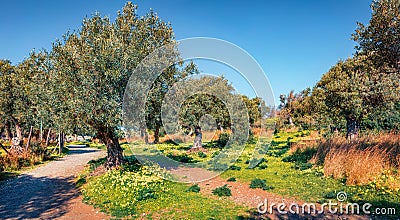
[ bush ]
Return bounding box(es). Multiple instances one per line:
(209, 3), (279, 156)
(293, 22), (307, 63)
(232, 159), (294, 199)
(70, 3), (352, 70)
(0, 145), (53, 172)
(122, 156), (142, 171)
(211, 151), (219, 158)
(167, 153), (195, 163)
(212, 184), (232, 196)
(249, 178), (274, 190)
(227, 177), (236, 182)
(217, 133), (230, 147)
(229, 165), (241, 171)
(186, 184), (201, 193)
(197, 151), (207, 158)
(257, 163), (268, 170)
(266, 149), (288, 157)
(324, 191), (337, 199)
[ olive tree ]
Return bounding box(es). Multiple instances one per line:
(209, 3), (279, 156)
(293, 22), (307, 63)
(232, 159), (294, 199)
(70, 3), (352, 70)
(50, 2), (176, 168)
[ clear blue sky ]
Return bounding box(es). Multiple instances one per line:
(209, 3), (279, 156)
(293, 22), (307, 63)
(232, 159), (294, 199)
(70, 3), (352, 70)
(0, 0), (372, 104)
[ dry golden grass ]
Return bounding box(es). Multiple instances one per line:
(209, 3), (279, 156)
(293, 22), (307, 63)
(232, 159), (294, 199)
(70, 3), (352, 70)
(312, 133), (400, 186)
(324, 146), (390, 185)
(0, 152), (36, 170)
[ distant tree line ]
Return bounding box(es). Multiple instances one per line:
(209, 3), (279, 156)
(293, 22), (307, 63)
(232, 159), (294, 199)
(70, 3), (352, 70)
(278, 0), (400, 138)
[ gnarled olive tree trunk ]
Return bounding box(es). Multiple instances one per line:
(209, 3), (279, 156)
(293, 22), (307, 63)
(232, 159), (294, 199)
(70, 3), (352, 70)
(140, 126), (149, 144)
(25, 126), (33, 151)
(45, 128), (52, 147)
(4, 121), (12, 141)
(153, 125), (160, 144)
(193, 126), (202, 149)
(10, 137), (23, 155)
(10, 123), (24, 155)
(58, 131), (65, 155)
(97, 127), (123, 169)
(346, 117), (359, 140)
(15, 123), (23, 143)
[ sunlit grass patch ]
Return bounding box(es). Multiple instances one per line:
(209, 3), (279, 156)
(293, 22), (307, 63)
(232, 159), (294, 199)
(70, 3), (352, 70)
(86, 131), (400, 218)
(82, 167), (249, 218)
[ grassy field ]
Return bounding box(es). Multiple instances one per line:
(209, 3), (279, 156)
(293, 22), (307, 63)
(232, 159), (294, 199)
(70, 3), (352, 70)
(81, 156), (251, 219)
(219, 132), (400, 211)
(81, 131), (400, 219)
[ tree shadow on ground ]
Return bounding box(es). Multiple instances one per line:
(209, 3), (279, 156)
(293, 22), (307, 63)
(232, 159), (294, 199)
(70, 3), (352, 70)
(66, 145), (101, 155)
(0, 174), (78, 219)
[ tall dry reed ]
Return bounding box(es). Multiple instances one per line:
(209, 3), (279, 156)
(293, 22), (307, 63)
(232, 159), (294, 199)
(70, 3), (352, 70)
(312, 133), (400, 185)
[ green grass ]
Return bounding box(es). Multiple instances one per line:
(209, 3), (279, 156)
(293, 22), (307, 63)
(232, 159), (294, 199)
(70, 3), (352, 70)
(81, 156), (250, 219)
(131, 181), (249, 219)
(218, 131), (400, 217)
(81, 131), (400, 219)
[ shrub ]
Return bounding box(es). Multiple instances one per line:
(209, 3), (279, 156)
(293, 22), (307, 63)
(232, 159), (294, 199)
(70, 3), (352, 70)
(167, 153), (195, 163)
(0, 145), (52, 172)
(229, 165), (241, 171)
(197, 151), (207, 158)
(227, 177), (236, 182)
(161, 139), (179, 146)
(89, 157), (107, 171)
(249, 178), (274, 190)
(211, 151), (219, 158)
(212, 184), (232, 196)
(324, 191), (337, 199)
(257, 163), (268, 170)
(217, 133), (230, 148)
(186, 184), (201, 193)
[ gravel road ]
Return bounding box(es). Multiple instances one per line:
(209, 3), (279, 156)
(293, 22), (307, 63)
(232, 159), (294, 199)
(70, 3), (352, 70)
(0, 145), (108, 220)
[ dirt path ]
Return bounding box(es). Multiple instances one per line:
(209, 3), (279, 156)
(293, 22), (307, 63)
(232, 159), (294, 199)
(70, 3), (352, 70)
(0, 145), (109, 220)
